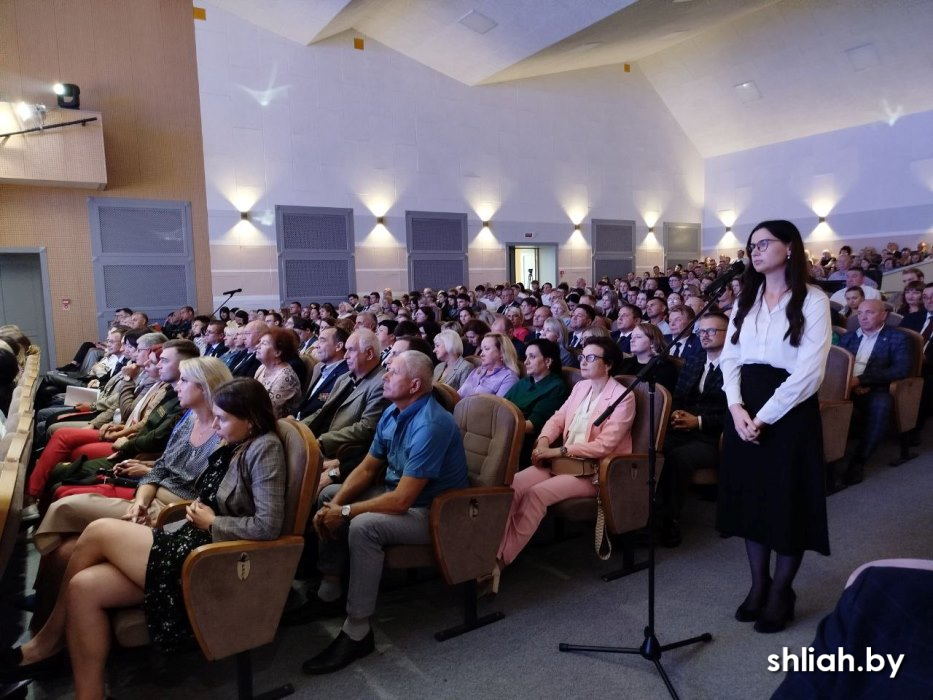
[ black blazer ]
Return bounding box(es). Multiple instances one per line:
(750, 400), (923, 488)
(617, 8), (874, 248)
(204, 342), (228, 358)
(296, 360), (349, 420)
(664, 333), (703, 361)
(671, 353), (726, 437)
(231, 352), (261, 378)
(616, 356), (678, 395)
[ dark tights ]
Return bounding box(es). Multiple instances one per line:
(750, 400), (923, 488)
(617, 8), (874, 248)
(743, 539), (802, 614)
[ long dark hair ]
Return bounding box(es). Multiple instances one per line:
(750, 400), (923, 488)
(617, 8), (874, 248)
(731, 220), (809, 347)
(213, 378), (277, 437)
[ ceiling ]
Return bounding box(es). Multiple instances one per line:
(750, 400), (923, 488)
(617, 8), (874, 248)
(205, 0), (933, 156)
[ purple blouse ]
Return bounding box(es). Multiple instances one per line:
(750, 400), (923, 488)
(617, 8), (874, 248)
(457, 365), (520, 399)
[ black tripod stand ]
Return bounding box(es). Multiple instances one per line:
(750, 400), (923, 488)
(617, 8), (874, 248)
(558, 263), (744, 699)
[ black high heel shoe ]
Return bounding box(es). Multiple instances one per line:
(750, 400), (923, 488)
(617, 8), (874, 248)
(0, 646), (69, 682)
(735, 584), (770, 623)
(754, 589), (796, 634)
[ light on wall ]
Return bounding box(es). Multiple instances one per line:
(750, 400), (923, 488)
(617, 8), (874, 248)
(725, 226), (732, 233)
(239, 211), (250, 221)
(574, 223), (581, 232)
(648, 226), (656, 234)
(818, 216), (826, 224)
(482, 220), (491, 229)
(53, 83), (81, 109)
(376, 216), (386, 225)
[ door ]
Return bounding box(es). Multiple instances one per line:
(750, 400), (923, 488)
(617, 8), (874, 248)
(507, 244), (558, 288)
(0, 252), (52, 373)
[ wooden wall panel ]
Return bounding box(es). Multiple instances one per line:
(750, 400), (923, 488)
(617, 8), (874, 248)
(0, 0), (210, 364)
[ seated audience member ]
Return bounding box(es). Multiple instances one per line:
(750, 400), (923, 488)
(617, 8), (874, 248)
(504, 306), (530, 342)
(162, 305), (194, 339)
(496, 338), (635, 575)
(297, 351), (468, 675)
(375, 319), (398, 366)
(645, 297), (671, 335)
(0, 347), (17, 415)
(294, 318), (318, 356)
(829, 268), (882, 305)
(432, 329), (473, 390)
(529, 304), (552, 340)
(664, 306), (702, 360)
(418, 319), (441, 346)
(542, 317), (578, 369)
(715, 285), (735, 314)
(772, 561), (933, 699)
(26, 340), (197, 504)
(220, 327), (246, 368)
(658, 313), (729, 547)
(504, 339), (570, 467)
(491, 315), (526, 360)
(617, 323), (679, 394)
(834, 300), (912, 488)
(303, 329), (388, 488)
(567, 304), (596, 348)
(612, 303), (641, 354)
(263, 311), (283, 328)
(896, 280), (924, 317)
(841, 286), (865, 319)
(0, 379), (286, 697)
(255, 327), (302, 418)
(201, 320), (228, 357)
(125, 312), (150, 331)
(458, 332), (521, 399)
(900, 283), (933, 434)
(461, 319), (490, 357)
(35, 327), (130, 409)
(230, 320), (266, 377)
(295, 327), (350, 420)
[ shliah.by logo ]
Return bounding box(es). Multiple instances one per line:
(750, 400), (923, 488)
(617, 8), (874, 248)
(768, 647), (905, 678)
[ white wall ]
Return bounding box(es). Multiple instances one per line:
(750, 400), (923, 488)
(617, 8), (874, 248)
(704, 109), (933, 259)
(195, 3), (704, 308)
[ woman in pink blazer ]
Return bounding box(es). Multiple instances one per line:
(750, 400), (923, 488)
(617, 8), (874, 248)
(497, 337), (635, 570)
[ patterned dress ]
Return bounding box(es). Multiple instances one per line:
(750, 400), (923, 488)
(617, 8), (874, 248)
(143, 442), (235, 651)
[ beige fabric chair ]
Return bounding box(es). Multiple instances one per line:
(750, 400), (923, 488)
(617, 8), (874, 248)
(299, 354), (317, 393)
(818, 345), (855, 464)
(561, 366), (583, 389)
(0, 434), (28, 577)
(432, 382), (460, 412)
(551, 376), (672, 580)
(383, 393), (523, 640)
(112, 418), (321, 700)
(463, 355), (482, 369)
(889, 327), (924, 466)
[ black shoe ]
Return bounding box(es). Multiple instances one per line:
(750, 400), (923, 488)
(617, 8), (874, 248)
(280, 595), (345, 627)
(754, 589), (796, 634)
(735, 583), (769, 623)
(826, 472), (847, 495)
(843, 460), (865, 486)
(301, 630), (375, 675)
(0, 647), (69, 682)
(659, 520), (682, 548)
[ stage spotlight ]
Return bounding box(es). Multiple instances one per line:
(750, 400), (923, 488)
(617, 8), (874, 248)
(54, 83), (81, 109)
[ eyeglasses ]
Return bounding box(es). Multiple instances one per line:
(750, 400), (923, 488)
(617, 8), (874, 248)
(696, 328), (725, 337)
(580, 353), (605, 363)
(747, 238), (781, 254)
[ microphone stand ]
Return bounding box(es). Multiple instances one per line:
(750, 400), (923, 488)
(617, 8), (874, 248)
(558, 269), (738, 699)
(212, 289), (241, 320)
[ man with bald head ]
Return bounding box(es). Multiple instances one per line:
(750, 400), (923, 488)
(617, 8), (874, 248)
(230, 320), (267, 377)
(835, 299), (912, 488)
(299, 350), (468, 674)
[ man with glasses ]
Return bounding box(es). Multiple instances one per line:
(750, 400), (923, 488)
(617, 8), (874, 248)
(658, 313), (729, 547)
(201, 320), (227, 357)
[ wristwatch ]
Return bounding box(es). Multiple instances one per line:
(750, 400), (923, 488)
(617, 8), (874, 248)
(340, 505), (351, 521)
(328, 468), (341, 483)
(560, 445), (569, 457)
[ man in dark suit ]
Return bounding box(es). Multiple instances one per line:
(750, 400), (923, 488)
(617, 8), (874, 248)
(295, 326), (349, 420)
(201, 320), (228, 357)
(658, 312), (729, 547)
(611, 303), (640, 354)
(837, 299), (913, 485)
(230, 320), (266, 377)
(900, 282), (933, 436)
(664, 306), (703, 361)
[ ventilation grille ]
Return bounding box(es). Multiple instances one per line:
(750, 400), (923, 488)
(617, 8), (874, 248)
(410, 217), (465, 252)
(592, 220), (635, 254)
(103, 264), (188, 308)
(283, 259), (353, 299)
(664, 223), (701, 254)
(98, 207), (186, 254)
(594, 258), (635, 281)
(281, 212), (351, 252)
(411, 259), (466, 291)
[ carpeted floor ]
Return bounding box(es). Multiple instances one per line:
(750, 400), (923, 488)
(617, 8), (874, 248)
(3, 432), (931, 700)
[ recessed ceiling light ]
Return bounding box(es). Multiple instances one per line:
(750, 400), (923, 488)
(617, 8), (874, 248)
(734, 80), (762, 103)
(458, 9), (498, 35)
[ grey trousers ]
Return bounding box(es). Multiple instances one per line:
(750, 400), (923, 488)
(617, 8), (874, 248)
(317, 484), (431, 620)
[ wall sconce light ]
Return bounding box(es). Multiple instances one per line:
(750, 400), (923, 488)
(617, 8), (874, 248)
(573, 223), (581, 232)
(725, 226), (732, 233)
(648, 226), (655, 234)
(53, 83), (81, 109)
(376, 216), (386, 225)
(482, 220), (491, 228)
(818, 216), (826, 224)
(239, 211), (250, 221)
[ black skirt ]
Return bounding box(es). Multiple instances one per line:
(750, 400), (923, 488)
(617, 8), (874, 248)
(716, 364), (830, 555)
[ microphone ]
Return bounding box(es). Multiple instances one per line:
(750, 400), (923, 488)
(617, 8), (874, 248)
(705, 260), (745, 299)
(222, 288), (242, 295)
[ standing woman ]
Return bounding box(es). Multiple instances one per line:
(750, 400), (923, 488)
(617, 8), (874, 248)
(718, 219), (831, 634)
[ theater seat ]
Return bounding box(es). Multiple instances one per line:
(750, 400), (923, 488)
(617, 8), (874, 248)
(889, 327), (924, 466)
(818, 345), (855, 465)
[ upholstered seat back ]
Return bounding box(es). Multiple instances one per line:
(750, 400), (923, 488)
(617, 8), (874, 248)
(819, 346), (854, 401)
(454, 394), (523, 488)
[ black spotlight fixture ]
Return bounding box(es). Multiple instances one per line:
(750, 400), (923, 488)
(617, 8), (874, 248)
(54, 83), (80, 109)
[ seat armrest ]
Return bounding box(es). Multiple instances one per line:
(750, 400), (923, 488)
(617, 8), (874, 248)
(155, 501), (191, 528)
(429, 486), (513, 586)
(181, 536), (305, 661)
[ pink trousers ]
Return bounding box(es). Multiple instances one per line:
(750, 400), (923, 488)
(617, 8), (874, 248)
(27, 428), (114, 498)
(497, 465), (597, 566)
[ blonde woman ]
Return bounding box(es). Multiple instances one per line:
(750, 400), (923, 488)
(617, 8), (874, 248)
(432, 330), (473, 390)
(458, 332), (520, 398)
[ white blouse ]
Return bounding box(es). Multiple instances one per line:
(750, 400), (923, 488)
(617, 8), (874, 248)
(720, 284), (831, 425)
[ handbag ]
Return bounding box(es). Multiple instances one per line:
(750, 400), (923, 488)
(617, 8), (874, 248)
(547, 456), (599, 477)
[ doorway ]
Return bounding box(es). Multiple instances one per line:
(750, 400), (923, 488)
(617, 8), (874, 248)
(0, 249), (54, 373)
(506, 244), (558, 288)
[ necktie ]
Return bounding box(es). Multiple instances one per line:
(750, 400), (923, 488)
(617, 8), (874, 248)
(922, 314), (933, 344)
(699, 362), (714, 392)
(672, 342), (682, 358)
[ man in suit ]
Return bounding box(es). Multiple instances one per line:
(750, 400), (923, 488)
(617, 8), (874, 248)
(664, 306), (703, 361)
(830, 268), (882, 305)
(201, 320), (228, 357)
(612, 303), (640, 354)
(658, 312), (728, 547)
(230, 320), (266, 377)
(303, 328), (388, 489)
(568, 303), (596, 348)
(294, 318), (318, 356)
(837, 299), (913, 486)
(900, 282), (933, 436)
(295, 326), (349, 420)
(529, 305), (552, 340)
